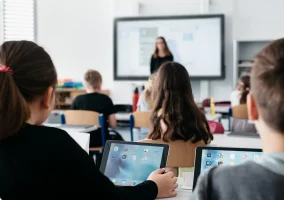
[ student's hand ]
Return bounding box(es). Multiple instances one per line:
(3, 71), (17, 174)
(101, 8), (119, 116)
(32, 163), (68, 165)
(147, 168), (178, 198)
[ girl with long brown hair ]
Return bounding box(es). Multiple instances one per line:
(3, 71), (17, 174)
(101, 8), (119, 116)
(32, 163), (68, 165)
(149, 62), (212, 143)
(136, 72), (157, 139)
(140, 62), (213, 176)
(150, 37), (173, 74)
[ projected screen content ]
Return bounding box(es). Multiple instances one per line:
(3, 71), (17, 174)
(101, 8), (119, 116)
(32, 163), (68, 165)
(115, 15), (224, 79)
(201, 149), (263, 173)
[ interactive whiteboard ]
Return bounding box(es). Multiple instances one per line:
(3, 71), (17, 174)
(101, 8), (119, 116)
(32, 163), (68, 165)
(114, 14), (225, 80)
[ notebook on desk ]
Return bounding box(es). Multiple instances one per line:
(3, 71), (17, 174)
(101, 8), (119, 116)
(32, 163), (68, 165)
(57, 124), (98, 132)
(67, 131), (90, 154)
(43, 124), (90, 153)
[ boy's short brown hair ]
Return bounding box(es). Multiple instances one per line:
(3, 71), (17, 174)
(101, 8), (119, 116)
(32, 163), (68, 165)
(84, 69), (102, 90)
(251, 38), (284, 132)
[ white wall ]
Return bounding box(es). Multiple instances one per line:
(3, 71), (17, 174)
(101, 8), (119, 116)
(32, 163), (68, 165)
(37, 0), (113, 88)
(207, 0), (234, 101)
(234, 0), (284, 40)
(37, 0), (284, 104)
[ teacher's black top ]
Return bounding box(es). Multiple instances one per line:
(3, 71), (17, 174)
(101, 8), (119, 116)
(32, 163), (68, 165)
(0, 124), (158, 200)
(150, 54), (174, 74)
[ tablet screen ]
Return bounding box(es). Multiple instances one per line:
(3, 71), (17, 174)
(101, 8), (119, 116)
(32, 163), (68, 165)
(200, 149), (263, 173)
(103, 142), (165, 186)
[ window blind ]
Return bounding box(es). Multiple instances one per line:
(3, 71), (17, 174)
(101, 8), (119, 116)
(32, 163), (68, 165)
(3, 0), (36, 42)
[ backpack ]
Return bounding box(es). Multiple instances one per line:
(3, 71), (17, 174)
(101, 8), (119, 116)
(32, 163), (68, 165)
(208, 121), (225, 134)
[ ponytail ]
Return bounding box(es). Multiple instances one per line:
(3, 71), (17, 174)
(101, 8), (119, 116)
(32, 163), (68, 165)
(0, 72), (30, 140)
(0, 41), (57, 140)
(239, 89), (249, 104)
(239, 75), (251, 104)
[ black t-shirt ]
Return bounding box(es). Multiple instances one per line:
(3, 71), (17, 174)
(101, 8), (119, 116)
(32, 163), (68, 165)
(71, 93), (116, 147)
(0, 124), (158, 200)
(150, 55), (174, 74)
(71, 92), (115, 118)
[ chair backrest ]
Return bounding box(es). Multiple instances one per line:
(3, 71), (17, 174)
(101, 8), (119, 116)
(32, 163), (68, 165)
(230, 105), (257, 133)
(64, 110), (101, 126)
(232, 104), (248, 119)
(139, 139), (205, 167)
(132, 111), (151, 128)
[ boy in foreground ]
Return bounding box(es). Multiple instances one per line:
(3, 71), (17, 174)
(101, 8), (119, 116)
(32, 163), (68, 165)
(192, 38), (284, 200)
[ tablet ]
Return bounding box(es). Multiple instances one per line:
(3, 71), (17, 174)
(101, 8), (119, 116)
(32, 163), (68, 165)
(193, 146), (262, 190)
(100, 140), (169, 186)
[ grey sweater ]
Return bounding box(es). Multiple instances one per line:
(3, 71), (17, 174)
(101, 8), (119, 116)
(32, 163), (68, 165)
(191, 153), (284, 200)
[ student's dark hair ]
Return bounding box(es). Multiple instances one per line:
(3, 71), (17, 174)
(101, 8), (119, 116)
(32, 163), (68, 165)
(239, 75), (250, 104)
(148, 62), (213, 144)
(0, 41), (57, 140)
(153, 37), (172, 58)
(251, 38), (284, 133)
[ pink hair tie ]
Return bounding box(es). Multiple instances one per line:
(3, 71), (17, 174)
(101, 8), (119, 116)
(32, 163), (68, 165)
(0, 66), (13, 75)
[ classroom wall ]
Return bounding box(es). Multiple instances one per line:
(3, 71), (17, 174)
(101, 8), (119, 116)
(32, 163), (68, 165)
(37, 0), (284, 104)
(37, 0), (113, 88)
(234, 0), (284, 40)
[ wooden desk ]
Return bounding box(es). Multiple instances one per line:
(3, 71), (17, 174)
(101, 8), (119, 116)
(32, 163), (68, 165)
(210, 133), (261, 149)
(205, 113), (222, 122)
(204, 105), (230, 114)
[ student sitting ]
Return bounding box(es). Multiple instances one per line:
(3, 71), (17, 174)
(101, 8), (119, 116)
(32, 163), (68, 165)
(136, 72), (157, 140)
(230, 75), (250, 106)
(140, 62), (213, 176)
(0, 40), (177, 200)
(230, 75), (257, 133)
(192, 38), (284, 200)
(71, 69), (123, 147)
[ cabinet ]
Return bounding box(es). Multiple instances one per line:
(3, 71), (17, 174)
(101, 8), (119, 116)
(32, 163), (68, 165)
(233, 40), (272, 87)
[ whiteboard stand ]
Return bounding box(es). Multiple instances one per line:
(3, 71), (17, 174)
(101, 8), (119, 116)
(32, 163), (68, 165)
(200, 80), (209, 102)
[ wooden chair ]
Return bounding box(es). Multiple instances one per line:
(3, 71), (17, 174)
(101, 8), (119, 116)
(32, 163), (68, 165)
(232, 104), (249, 119)
(63, 110), (105, 153)
(139, 139), (205, 176)
(129, 111), (151, 141)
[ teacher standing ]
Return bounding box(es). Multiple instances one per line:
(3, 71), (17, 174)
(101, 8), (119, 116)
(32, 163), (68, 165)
(150, 37), (174, 74)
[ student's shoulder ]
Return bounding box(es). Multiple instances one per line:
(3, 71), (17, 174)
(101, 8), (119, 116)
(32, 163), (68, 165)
(213, 161), (259, 176)
(23, 124), (74, 144)
(194, 161), (269, 199)
(97, 93), (113, 102)
(74, 93), (89, 101)
(206, 161), (263, 189)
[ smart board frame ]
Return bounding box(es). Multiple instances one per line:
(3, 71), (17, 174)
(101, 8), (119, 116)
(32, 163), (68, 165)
(113, 14), (225, 80)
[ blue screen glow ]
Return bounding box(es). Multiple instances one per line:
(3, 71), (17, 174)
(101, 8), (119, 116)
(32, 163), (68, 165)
(104, 143), (164, 186)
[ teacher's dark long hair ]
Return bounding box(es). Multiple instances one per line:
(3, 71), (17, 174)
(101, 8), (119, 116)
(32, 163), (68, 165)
(148, 62), (213, 144)
(150, 37), (173, 74)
